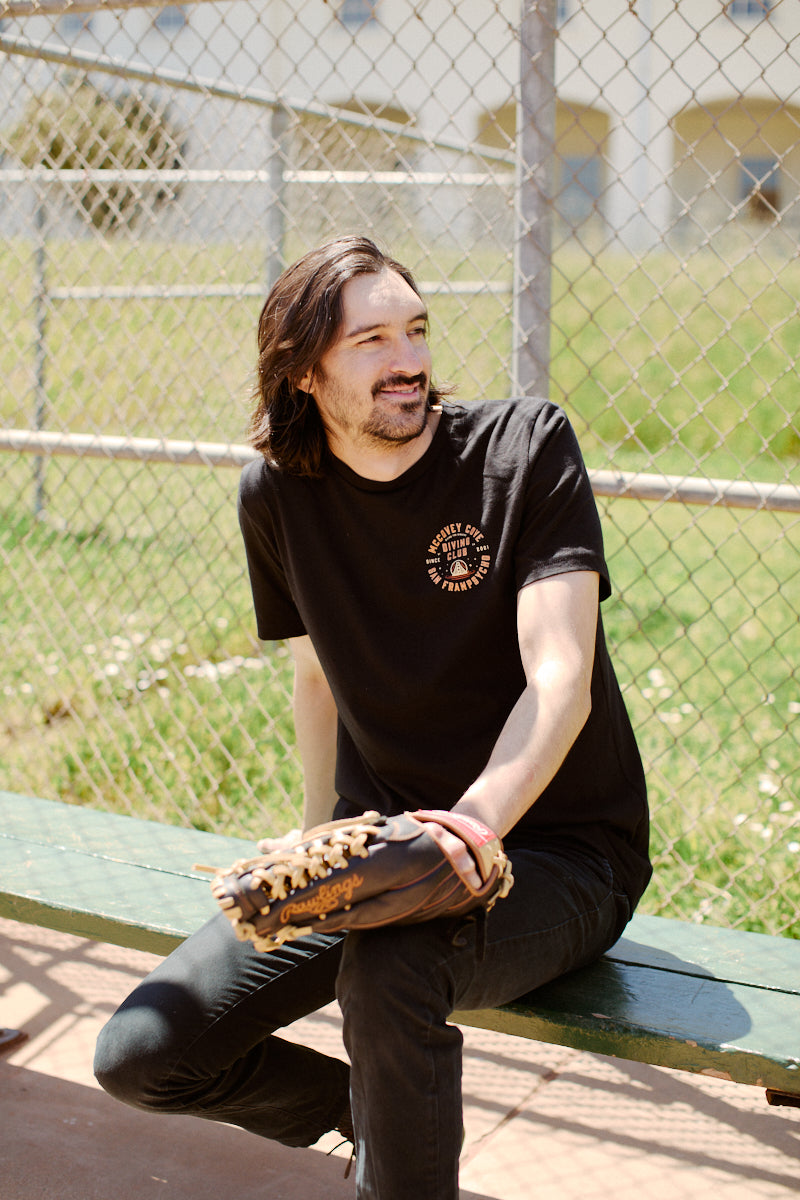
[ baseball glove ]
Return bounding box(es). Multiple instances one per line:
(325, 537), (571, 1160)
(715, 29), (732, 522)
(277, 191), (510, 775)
(207, 809), (514, 953)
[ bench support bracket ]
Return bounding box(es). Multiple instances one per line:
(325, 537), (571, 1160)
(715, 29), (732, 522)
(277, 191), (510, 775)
(765, 1089), (800, 1108)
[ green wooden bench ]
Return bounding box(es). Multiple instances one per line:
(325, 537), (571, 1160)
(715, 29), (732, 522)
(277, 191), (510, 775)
(2, 789), (799, 1108)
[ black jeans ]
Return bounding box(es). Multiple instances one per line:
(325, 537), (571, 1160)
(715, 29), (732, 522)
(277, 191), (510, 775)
(95, 840), (631, 1200)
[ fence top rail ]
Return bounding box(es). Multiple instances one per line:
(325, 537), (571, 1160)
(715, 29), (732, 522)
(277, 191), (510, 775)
(37, 281), (509, 301)
(589, 468), (800, 514)
(3, 429), (799, 513)
(2, 0), (210, 15)
(1, 168), (514, 186)
(0, 32), (513, 164)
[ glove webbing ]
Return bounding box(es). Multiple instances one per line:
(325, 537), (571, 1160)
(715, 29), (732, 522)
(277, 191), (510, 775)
(210, 817), (386, 949)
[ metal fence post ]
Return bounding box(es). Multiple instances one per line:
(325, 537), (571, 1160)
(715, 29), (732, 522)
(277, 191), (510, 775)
(265, 102), (289, 293)
(513, 0), (556, 400)
(32, 197), (48, 518)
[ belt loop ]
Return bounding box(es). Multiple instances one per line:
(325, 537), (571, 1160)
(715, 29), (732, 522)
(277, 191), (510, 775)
(474, 908), (488, 962)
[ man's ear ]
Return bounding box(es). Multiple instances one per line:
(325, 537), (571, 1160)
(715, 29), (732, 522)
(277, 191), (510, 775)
(298, 367), (314, 394)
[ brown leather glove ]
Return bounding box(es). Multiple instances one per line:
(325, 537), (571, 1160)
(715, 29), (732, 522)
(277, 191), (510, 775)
(209, 809), (514, 953)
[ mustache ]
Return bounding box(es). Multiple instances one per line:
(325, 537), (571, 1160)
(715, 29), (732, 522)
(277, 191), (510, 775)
(371, 373), (429, 398)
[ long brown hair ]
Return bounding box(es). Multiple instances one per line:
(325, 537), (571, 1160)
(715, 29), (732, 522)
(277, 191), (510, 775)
(249, 236), (449, 476)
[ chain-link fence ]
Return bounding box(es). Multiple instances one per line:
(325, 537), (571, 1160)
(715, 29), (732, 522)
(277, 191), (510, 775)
(1, 0), (798, 936)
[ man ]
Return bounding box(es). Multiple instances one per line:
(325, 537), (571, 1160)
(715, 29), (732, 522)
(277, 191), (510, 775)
(95, 236), (650, 1200)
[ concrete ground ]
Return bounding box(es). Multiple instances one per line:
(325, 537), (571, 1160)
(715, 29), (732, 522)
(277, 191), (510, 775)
(2, 914), (799, 1199)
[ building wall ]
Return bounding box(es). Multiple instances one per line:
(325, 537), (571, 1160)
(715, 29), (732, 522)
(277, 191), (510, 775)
(1, 0), (798, 245)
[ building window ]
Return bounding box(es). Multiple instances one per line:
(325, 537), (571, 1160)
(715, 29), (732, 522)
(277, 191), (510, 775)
(339, 1), (376, 30)
(741, 157), (780, 219)
(155, 6), (187, 32)
(58, 13), (93, 37)
(729, 1), (772, 16)
(558, 156), (602, 225)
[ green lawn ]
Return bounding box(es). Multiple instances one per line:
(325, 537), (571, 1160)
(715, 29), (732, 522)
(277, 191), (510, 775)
(4, 235), (799, 480)
(598, 498), (799, 936)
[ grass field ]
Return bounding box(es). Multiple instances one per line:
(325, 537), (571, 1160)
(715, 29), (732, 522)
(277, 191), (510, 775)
(1, 235), (798, 935)
(4, 235), (799, 480)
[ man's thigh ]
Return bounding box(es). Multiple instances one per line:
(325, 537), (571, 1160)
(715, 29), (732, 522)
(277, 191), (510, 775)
(97, 912), (345, 1078)
(452, 841), (631, 1012)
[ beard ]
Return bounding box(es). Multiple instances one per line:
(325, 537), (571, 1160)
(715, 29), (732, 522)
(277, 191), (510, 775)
(316, 368), (433, 449)
(360, 373), (431, 446)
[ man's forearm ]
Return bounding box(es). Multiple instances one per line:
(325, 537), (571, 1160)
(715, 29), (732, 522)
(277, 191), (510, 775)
(453, 668), (591, 838)
(453, 572), (598, 839)
(290, 637), (339, 830)
(294, 677), (338, 829)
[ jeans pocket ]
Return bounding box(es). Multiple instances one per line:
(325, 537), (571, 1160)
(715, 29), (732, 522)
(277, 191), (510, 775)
(609, 886), (633, 946)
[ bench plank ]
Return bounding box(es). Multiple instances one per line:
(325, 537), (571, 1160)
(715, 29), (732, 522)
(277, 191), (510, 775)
(455, 956), (800, 1093)
(0, 791), (254, 955)
(0, 838), (217, 954)
(605, 912), (800, 996)
(0, 791), (256, 874)
(2, 791), (799, 1100)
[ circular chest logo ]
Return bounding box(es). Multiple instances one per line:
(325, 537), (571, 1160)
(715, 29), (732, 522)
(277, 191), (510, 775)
(426, 522), (491, 592)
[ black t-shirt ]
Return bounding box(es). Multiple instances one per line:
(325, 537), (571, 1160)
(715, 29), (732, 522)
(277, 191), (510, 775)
(238, 398), (651, 903)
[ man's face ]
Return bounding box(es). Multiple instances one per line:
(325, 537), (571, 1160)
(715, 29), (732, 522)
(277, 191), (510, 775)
(300, 268), (433, 454)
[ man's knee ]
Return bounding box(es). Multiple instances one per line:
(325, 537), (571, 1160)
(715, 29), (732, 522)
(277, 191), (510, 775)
(93, 986), (188, 1112)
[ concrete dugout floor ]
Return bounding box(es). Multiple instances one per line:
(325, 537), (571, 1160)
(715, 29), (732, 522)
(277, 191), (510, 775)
(2, 915), (799, 1199)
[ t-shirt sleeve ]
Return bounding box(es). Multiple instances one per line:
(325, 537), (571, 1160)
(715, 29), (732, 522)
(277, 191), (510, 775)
(514, 403), (611, 600)
(237, 462), (307, 640)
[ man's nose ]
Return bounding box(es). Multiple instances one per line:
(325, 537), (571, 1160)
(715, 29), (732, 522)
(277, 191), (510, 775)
(390, 334), (427, 375)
